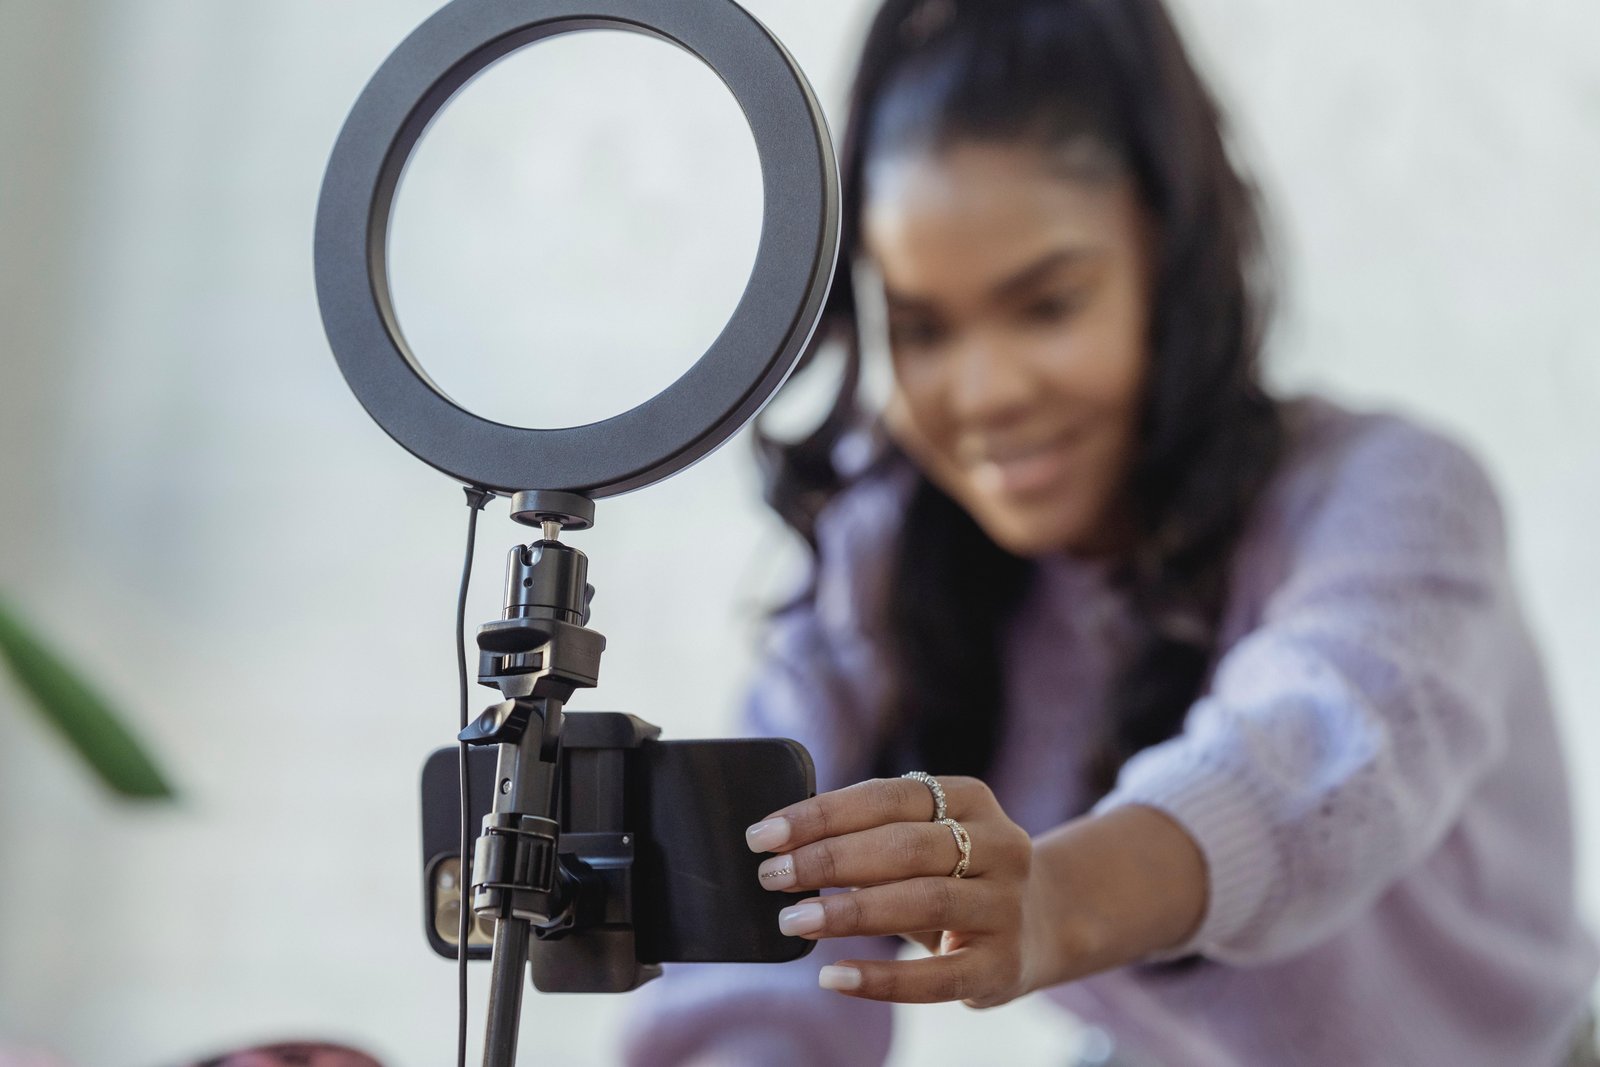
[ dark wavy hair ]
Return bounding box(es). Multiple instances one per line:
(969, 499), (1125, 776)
(756, 0), (1284, 802)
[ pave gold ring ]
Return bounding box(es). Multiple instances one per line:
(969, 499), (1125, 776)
(901, 771), (947, 822)
(938, 817), (972, 878)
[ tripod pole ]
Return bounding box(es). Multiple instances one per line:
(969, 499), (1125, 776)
(476, 693), (564, 1067)
(484, 914), (532, 1064)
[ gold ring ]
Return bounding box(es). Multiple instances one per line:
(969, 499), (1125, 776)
(938, 817), (971, 878)
(901, 771), (947, 821)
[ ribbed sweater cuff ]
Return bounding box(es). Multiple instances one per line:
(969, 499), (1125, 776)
(1093, 756), (1279, 957)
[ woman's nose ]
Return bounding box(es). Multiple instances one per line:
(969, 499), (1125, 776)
(946, 336), (1035, 425)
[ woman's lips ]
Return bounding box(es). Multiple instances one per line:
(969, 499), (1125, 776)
(970, 434), (1080, 497)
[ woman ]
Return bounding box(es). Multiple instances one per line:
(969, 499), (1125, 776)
(625, 1), (1596, 1063)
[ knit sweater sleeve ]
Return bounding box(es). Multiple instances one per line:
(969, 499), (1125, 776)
(1094, 415), (1515, 964)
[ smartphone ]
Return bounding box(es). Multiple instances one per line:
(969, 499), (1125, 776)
(420, 712), (816, 989)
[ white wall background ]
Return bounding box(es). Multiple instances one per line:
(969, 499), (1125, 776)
(0, 1), (1595, 1064)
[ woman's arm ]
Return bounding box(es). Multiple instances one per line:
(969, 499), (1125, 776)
(746, 416), (1519, 1001)
(1092, 417), (1515, 963)
(1026, 804), (1207, 984)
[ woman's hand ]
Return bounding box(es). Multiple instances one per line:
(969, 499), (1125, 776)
(744, 775), (1048, 1008)
(745, 777), (1210, 1007)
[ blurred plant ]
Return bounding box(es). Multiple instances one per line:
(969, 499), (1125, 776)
(0, 594), (175, 799)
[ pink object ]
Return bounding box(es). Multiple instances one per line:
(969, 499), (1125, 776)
(190, 1042), (383, 1067)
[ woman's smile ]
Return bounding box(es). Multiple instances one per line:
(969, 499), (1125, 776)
(967, 428), (1085, 498)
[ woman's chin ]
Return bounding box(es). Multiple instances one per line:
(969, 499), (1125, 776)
(972, 500), (1103, 559)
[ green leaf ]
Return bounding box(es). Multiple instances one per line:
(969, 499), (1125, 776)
(0, 595), (176, 800)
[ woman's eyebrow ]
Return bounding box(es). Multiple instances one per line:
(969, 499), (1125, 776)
(883, 247), (1101, 310)
(987, 247), (1099, 302)
(881, 247), (1101, 311)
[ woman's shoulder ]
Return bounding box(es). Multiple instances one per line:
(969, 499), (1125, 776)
(1221, 395), (1509, 629)
(1257, 394), (1506, 559)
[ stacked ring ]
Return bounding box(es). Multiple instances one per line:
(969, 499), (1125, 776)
(938, 817), (972, 878)
(901, 771), (948, 821)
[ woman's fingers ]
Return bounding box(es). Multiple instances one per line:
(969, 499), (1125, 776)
(747, 776), (1040, 1008)
(756, 820), (967, 891)
(819, 951), (1016, 1008)
(746, 775), (993, 853)
(776, 877), (1004, 941)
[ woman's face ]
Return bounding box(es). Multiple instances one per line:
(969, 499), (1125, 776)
(864, 141), (1152, 558)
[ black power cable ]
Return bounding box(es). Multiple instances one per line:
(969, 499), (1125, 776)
(457, 486), (493, 1067)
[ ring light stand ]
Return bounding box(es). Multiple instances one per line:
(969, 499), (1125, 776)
(313, 2), (839, 1063)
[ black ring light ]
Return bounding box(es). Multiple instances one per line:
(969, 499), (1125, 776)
(315, 0), (840, 498)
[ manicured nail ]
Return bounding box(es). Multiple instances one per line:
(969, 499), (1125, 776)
(818, 965), (861, 992)
(778, 901), (826, 937)
(745, 817), (791, 853)
(757, 853), (795, 891)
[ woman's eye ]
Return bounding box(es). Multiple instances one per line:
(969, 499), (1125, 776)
(889, 318), (947, 350)
(1020, 293), (1083, 325)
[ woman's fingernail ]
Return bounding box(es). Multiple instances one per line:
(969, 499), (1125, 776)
(818, 965), (862, 992)
(778, 901), (826, 937)
(745, 817), (790, 853)
(757, 853), (796, 891)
